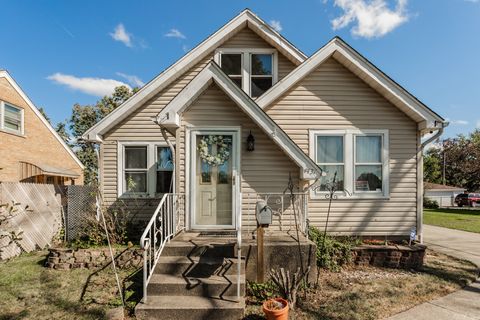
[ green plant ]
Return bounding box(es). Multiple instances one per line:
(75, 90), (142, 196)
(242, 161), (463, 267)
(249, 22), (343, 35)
(424, 197), (439, 209)
(73, 205), (131, 248)
(0, 201), (25, 256)
(309, 226), (357, 272)
(247, 281), (278, 304)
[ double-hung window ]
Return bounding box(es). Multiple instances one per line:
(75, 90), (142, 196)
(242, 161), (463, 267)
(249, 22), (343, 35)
(0, 101), (23, 135)
(156, 146), (174, 194)
(220, 54), (243, 88)
(250, 54), (273, 97)
(355, 135), (383, 192)
(216, 49), (277, 98)
(120, 143), (174, 197)
(124, 146), (148, 194)
(315, 135), (344, 191)
(310, 130), (389, 198)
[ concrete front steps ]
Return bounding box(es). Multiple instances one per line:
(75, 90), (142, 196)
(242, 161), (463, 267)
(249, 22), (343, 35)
(135, 234), (245, 320)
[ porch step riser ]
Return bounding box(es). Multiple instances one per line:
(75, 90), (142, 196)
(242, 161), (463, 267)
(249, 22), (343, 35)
(135, 302), (245, 320)
(136, 306), (244, 320)
(162, 245), (236, 258)
(155, 261), (244, 276)
(147, 281), (245, 297)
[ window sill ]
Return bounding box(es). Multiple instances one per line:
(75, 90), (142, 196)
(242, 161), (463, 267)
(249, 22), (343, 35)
(118, 194), (162, 200)
(309, 190), (390, 200)
(0, 128), (25, 138)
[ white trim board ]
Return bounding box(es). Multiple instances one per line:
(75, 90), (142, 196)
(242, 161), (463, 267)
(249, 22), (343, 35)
(256, 37), (445, 131)
(157, 61), (321, 180)
(0, 70), (84, 169)
(82, 9), (306, 142)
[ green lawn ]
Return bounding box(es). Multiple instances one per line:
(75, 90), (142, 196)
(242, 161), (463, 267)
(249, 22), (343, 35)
(424, 208), (480, 233)
(0, 250), (141, 320)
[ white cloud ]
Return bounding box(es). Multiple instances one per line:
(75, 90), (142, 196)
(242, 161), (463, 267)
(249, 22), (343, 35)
(164, 28), (186, 39)
(331, 0), (409, 38)
(110, 24), (132, 47)
(477, 120), (480, 128)
(270, 20), (283, 32)
(47, 73), (131, 97)
(445, 118), (469, 126)
(116, 72), (145, 87)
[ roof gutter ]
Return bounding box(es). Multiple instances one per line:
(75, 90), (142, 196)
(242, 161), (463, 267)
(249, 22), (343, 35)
(421, 121), (449, 150)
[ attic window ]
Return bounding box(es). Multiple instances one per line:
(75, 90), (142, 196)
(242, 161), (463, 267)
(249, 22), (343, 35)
(216, 49), (277, 98)
(220, 54), (242, 88)
(0, 101), (24, 135)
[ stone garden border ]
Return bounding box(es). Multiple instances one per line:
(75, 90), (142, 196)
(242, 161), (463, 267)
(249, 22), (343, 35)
(45, 247), (143, 270)
(352, 244), (427, 270)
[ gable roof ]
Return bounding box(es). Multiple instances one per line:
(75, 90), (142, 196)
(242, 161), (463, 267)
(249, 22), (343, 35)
(424, 182), (465, 192)
(82, 9), (306, 142)
(158, 62), (321, 180)
(256, 37), (445, 132)
(0, 70), (84, 169)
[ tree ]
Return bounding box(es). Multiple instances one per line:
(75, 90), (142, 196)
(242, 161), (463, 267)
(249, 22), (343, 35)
(424, 130), (480, 192)
(69, 86), (136, 185)
(424, 147), (442, 184)
(38, 107), (50, 123)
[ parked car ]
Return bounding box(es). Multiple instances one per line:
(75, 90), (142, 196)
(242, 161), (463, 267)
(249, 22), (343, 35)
(454, 193), (480, 207)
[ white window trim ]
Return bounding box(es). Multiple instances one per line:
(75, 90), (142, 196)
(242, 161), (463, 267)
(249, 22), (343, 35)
(0, 100), (24, 136)
(309, 129), (389, 200)
(214, 48), (278, 97)
(117, 141), (174, 198)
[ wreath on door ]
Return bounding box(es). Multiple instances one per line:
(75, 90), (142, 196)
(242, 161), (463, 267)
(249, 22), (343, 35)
(198, 135), (230, 166)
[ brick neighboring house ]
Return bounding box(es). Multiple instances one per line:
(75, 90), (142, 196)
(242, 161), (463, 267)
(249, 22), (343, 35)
(0, 70), (84, 185)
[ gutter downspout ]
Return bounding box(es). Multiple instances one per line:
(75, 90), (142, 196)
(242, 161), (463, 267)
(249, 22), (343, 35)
(417, 121), (448, 243)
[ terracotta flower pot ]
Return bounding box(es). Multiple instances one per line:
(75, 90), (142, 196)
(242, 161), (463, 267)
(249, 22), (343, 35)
(262, 298), (289, 320)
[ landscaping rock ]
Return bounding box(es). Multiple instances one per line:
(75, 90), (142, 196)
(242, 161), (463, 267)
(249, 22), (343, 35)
(352, 244), (426, 270)
(45, 247), (144, 270)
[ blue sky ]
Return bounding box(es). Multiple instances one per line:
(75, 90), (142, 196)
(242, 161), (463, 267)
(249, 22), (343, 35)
(1, 0), (479, 138)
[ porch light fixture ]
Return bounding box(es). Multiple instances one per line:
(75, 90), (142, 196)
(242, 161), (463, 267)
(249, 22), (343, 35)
(247, 131), (255, 151)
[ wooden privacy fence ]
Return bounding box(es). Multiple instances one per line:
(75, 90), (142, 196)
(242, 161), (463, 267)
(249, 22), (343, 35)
(0, 182), (65, 260)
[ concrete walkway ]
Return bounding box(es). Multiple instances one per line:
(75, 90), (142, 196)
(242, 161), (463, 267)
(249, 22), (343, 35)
(388, 225), (480, 320)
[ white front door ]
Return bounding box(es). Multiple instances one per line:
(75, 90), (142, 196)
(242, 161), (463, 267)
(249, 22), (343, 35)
(190, 129), (240, 229)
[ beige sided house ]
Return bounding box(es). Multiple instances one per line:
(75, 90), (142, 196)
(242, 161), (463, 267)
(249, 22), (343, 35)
(0, 70), (84, 185)
(83, 9), (446, 318)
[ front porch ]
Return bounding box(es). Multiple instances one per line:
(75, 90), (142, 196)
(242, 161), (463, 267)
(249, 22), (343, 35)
(137, 222), (316, 320)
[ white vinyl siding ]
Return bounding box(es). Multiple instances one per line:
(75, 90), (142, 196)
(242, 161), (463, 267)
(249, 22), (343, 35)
(267, 57), (417, 236)
(180, 83), (300, 231)
(101, 27), (296, 222)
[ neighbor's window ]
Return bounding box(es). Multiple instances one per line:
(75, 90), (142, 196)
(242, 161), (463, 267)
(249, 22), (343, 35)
(220, 54), (243, 88)
(218, 50), (276, 98)
(355, 135), (383, 192)
(124, 146), (148, 193)
(156, 146), (174, 194)
(0, 102), (23, 134)
(315, 135), (344, 191)
(310, 130), (389, 198)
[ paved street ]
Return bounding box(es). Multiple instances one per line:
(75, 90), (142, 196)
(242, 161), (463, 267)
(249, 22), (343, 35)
(388, 225), (480, 320)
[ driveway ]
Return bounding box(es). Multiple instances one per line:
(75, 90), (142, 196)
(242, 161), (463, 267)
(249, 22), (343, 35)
(388, 225), (480, 320)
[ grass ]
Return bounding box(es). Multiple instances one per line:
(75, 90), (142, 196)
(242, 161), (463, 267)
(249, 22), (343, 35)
(244, 250), (479, 320)
(1, 249), (478, 320)
(0, 250), (141, 320)
(424, 208), (480, 233)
